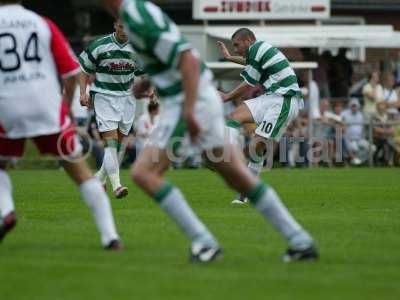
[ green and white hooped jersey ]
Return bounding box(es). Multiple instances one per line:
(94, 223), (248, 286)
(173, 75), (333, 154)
(79, 33), (144, 97)
(120, 0), (209, 102)
(241, 41), (303, 101)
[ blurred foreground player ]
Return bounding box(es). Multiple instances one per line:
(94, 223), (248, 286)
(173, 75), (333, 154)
(0, 1), (122, 250)
(104, 0), (318, 262)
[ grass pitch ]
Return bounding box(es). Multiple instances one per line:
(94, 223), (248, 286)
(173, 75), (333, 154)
(1, 168), (399, 300)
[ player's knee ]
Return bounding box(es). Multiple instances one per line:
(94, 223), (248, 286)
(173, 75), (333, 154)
(227, 112), (240, 123)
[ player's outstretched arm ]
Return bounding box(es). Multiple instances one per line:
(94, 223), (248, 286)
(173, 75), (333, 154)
(216, 41), (246, 66)
(220, 81), (253, 102)
(180, 50), (200, 142)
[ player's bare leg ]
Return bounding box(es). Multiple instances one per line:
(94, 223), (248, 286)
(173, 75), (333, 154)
(62, 159), (121, 250)
(206, 146), (318, 262)
(95, 129), (128, 198)
(131, 146), (221, 262)
(0, 161), (17, 243)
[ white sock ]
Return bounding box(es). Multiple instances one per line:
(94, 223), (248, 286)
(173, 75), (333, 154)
(157, 184), (218, 247)
(118, 142), (126, 164)
(103, 147), (121, 191)
(249, 183), (313, 250)
(80, 177), (119, 246)
(236, 160), (263, 201)
(225, 119), (244, 147)
(0, 170), (15, 218)
(248, 160), (263, 177)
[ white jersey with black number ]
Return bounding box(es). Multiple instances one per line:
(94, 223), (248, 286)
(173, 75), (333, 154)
(0, 4), (80, 139)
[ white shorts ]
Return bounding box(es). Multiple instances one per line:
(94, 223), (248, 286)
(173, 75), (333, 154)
(148, 72), (225, 155)
(92, 93), (136, 136)
(245, 94), (301, 141)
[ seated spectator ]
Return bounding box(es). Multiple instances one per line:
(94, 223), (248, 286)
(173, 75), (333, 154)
(331, 102), (347, 164)
(313, 99), (343, 166)
(372, 102), (396, 166)
(382, 72), (400, 120)
(341, 99), (373, 165)
(362, 71), (384, 121)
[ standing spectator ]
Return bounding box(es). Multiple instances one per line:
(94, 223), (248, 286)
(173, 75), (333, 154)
(330, 48), (353, 98)
(300, 48), (330, 97)
(298, 71), (320, 120)
(341, 99), (372, 165)
(362, 71), (384, 120)
(373, 102), (396, 166)
(382, 72), (400, 120)
(316, 52), (331, 98)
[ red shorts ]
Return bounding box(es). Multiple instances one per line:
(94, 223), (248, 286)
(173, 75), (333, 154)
(0, 124), (79, 159)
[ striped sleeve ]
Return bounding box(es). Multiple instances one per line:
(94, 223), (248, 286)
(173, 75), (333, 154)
(122, 0), (192, 69)
(144, 2), (192, 68)
(152, 30), (192, 69)
(79, 47), (96, 74)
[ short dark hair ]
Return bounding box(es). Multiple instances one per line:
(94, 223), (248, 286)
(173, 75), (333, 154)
(231, 28), (256, 41)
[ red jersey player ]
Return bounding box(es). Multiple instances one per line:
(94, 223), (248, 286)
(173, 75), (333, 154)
(0, 0), (122, 250)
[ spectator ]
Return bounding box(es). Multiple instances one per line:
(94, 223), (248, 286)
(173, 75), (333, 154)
(300, 48), (330, 98)
(298, 70), (320, 119)
(331, 102), (347, 164)
(382, 72), (400, 120)
(362, 71), (384, 120)
(313, 99), (344, 166)
(330, 48), (353, 98)
(372, 102), (396, 166)
(316, 51), (331, 98)
(341, 99), (372, 165)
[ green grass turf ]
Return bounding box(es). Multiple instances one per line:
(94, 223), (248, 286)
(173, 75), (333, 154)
(1, 168), (399, 300)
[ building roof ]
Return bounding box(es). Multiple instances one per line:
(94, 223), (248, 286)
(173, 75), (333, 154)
(333, 0), (400, 11)
(151, 0), (400, 12)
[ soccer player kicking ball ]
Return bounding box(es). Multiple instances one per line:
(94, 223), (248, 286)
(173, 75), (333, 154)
(104, 0), (318, 262)
(0, 1), (122, 250)
(79, 19), (144, 198)
(217, 30), (304, 204)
